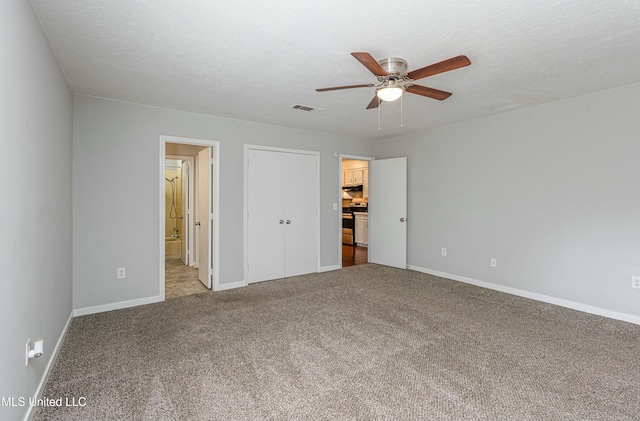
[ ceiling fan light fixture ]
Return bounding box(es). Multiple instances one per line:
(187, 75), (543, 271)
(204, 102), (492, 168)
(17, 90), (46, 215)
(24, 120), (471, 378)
(316, 52), (471, 109)
(376, 86), (404, 102)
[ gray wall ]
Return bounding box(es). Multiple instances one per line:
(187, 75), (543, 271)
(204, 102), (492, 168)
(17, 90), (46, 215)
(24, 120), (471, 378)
(0, 2), (73, 420)
(374, 82), (640, 317)
(73, 95), (373, 310)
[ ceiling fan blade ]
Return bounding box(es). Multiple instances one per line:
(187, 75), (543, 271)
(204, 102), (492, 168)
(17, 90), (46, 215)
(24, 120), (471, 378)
(407, 55), (471, 81)
(351, 52), (388, 77)
(366, 95), (381, 109)
(316, 84), (375, 92)
(405, 85), (452, 101)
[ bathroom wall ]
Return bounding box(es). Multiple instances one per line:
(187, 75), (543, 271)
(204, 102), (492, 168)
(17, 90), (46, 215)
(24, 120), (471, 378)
(166, 142), (207, 156)
(164, 165), (183, 241)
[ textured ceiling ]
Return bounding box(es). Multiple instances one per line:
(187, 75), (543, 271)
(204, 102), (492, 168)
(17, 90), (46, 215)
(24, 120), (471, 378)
(30, 0), (640, 140)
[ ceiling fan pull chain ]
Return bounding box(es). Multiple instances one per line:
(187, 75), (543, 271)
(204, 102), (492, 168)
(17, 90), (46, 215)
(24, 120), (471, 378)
(400, 94), (404, 128)
(377, 97), (381, 130)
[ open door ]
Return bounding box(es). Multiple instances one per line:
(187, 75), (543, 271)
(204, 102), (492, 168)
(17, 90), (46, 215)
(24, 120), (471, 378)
(368, 157), (407, 269)
(196, 147), (212, 288)
(181, 159), (190, 265)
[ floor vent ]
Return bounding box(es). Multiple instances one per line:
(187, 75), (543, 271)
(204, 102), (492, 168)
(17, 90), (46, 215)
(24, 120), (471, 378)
(291, 104), (322, 112)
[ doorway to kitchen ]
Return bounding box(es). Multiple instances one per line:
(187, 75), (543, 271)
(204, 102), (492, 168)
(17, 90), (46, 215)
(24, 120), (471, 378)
(159, 136), (220, 299)
(339, 155), (374, 268)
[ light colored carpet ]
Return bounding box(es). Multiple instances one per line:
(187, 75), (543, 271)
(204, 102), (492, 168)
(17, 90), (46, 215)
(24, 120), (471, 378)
(35, 264), (640, 420)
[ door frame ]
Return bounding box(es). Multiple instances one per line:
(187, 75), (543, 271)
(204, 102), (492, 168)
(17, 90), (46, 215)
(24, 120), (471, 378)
(159, 135), (220, 298)
(338, 154), (375, 268)
(243, 144), (321, 284)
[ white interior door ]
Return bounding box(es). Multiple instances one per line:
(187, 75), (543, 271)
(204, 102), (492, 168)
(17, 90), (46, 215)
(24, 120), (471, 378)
(284, 152), (318, 277)
(247, 149), (286, 283)
(368, 157), (407, 269)
(196, 147), (212, 288)
(181, 160), (189, 265)
(209, 148), (216, 282)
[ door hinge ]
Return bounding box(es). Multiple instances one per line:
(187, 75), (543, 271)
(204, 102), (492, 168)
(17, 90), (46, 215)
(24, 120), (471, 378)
(209, 157), (214, 165)
(210, 213), (214, 220)
(209, 268), (213, 276)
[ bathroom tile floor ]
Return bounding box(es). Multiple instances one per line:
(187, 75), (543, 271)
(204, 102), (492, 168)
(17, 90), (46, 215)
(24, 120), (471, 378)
(165, 259), (209, 299)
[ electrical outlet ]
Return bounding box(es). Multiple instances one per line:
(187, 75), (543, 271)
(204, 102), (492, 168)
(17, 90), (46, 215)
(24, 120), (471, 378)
(117, 267), (126, 279)
(441, 248), (447, 257)
(632, 276), (640, 289)
(490, 258), (497, 268)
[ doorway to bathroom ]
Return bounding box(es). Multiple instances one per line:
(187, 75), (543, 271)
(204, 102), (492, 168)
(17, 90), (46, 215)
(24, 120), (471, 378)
(159, 136), (220, 300)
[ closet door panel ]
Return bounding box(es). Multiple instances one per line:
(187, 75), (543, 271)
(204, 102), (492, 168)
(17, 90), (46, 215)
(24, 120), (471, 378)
(284, 152), (318, 277)
(247, 149), (286, 283)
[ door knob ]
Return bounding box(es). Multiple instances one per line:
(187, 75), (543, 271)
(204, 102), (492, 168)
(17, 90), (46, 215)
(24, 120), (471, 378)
(400, 217), (406, 222)
(286, 220), (291, 224)
(195, 221), (201, 226)
(279, 219), (284, 224)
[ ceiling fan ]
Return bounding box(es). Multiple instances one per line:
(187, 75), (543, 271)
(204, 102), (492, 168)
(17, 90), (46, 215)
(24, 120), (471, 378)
(316, 52), (471, 109)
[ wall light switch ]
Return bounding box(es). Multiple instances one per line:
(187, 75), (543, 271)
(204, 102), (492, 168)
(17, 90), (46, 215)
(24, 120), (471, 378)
(441, 248), (447, 257)
(632, 276), (640, 289)
(333, 203), (338, 211)
(117, 267), (126, 279)
(490, 258), (497, 268)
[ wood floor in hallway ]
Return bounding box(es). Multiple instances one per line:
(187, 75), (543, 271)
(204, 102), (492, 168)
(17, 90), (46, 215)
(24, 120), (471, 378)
(342, 244), (368, 267)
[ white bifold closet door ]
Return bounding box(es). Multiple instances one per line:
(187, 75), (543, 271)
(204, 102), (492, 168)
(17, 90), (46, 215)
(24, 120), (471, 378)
(247, 148), (318, 284)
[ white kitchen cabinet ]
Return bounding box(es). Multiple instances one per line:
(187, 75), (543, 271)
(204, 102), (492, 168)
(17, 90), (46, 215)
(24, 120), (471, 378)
(343, 170), (355, 186)
(343, 170), (352, 186)
(247, 148), (318, 283)
(352, 169), (363, 185)
(354, 212), (368, 246)
(343, 168), (364, 187)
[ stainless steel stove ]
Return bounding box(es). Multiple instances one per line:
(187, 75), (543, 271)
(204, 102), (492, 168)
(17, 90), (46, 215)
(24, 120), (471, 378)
(342, 202), (367, 245)
(348, 202), (368, 213)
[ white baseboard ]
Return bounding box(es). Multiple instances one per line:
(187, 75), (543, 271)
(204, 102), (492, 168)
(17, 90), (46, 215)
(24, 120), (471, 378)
(73, 295), (163, 317)
(24, 310), (73, 421)
(408, 265), (640, 326)
(319, 265), (341, 273)
(215, 280), (246, 291)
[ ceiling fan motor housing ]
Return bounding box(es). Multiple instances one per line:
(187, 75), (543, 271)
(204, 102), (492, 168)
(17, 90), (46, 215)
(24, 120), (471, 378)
(377, 57), (408, 79)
